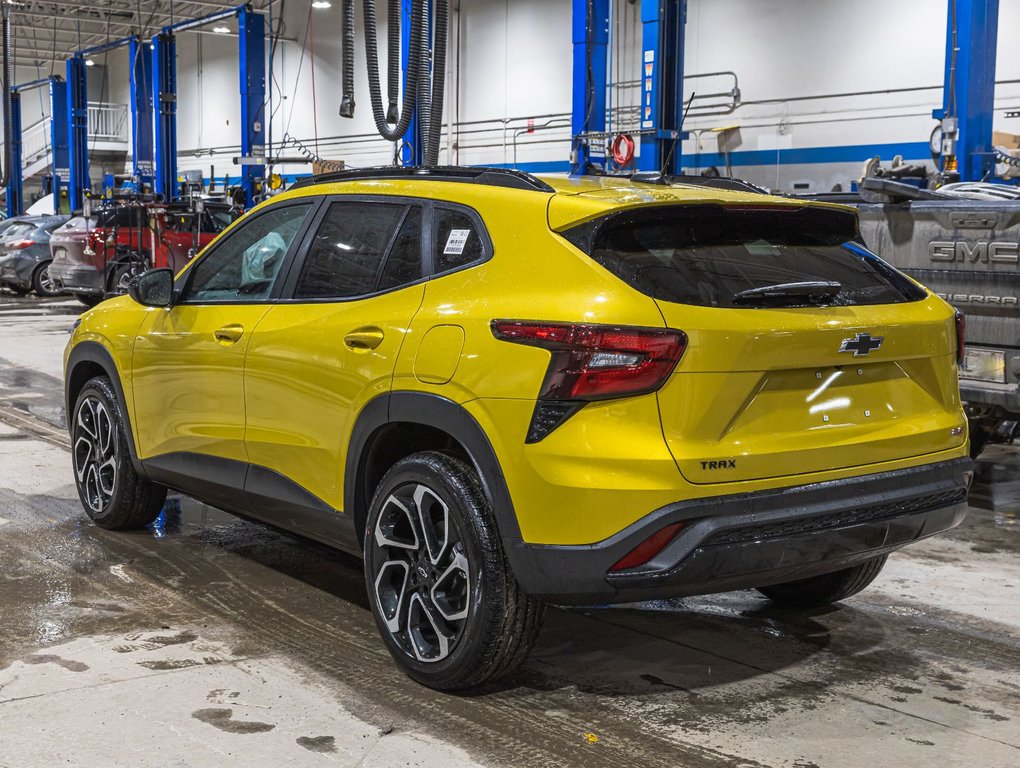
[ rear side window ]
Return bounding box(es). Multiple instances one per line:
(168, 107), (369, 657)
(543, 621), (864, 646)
(294, 202), (423, 299)
(434, 208), (485, 274)
(563, 205), (925, 308)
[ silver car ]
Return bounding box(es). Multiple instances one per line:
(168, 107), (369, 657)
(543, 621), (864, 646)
(0, 214), (70, 297)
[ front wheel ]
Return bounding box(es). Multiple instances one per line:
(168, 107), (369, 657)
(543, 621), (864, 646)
(364, 451), (545, 690)
(756, 554), (888, 609)
(72, 376), (167, 529)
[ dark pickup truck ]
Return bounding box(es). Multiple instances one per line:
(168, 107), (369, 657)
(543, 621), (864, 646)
(809, 179), (1020, 456)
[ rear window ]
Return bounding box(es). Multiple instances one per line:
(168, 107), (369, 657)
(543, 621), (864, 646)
(562, 204), (926, 308)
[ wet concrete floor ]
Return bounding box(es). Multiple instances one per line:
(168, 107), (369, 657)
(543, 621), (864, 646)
(1, 291), (1018, 767)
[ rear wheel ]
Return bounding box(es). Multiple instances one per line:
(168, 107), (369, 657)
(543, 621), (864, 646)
(108, 262), (143, 295)
(364, 451), (545, 690)
(72, 376), (167, 530)
(756, 554), (888, 608)
(32, 262), (64, 297)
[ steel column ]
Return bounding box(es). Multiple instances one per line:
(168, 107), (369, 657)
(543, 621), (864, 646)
(638, 0), (686, 173)
(129, 37), (155, 187)
(939, 0), (999, 181)
(49, 80), (71, 211)
(239, 6), (266, 206)
(152, 32), (178, 201)
(571, 0), (609, 175)
(5, 92), (23, 217)
(66, 56), (90, 210)
(399, 0), (423, 166)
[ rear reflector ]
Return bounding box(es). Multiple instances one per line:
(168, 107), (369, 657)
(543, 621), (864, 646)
(955, 311), (966, 365)
(610, 522), (685, 572)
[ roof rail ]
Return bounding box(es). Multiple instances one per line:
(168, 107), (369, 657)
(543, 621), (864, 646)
(289, 165), (556, 193)
(631, 172), (769, 196)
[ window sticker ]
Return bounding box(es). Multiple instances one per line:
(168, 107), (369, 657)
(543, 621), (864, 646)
(444, 229), (472, 256)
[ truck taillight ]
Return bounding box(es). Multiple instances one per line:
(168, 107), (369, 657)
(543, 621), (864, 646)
(955, 311), (965, 365)
(491, 320), (687, 441)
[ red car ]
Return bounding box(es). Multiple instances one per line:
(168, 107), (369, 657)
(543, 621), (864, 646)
(50, 201), (235, 305)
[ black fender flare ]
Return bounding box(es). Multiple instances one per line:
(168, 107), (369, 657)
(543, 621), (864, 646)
(65, 340), (145, 473)
(345, 392), (523, 547)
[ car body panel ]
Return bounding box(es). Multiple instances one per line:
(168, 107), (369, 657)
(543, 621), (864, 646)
(0, 215), (68, 290)
(243, 284), (426, 511)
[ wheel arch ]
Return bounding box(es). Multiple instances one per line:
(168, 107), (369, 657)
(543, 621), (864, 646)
(346, 393), (522, 549)
(65, 340), (145, 471)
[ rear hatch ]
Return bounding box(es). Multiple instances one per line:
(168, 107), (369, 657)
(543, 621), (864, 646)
(560, 200), (964, 485)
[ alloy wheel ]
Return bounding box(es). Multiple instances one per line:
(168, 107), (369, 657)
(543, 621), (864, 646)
(73, 396), (117, 514)
(37, 265), (60, 296)
(371, 483), (471, 663)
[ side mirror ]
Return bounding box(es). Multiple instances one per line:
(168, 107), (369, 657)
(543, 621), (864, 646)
(128, 268), (174, 308)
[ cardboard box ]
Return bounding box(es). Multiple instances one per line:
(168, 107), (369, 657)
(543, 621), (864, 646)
(992, 131), (1020, 150)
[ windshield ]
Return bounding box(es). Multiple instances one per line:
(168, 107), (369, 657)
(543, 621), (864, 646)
(563, 204), (926, 308)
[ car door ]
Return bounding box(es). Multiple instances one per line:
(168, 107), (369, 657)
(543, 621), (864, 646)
(131, 200), (317, 479)
(243, 197), (426, 520)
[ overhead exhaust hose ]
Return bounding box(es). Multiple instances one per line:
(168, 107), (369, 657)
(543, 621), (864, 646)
(362, 0), (424, 142)
(386, 0), (400, 124)
(415, 2), (431, 163)
(423, 0), (448, 166)
(339, 0), (356, 118)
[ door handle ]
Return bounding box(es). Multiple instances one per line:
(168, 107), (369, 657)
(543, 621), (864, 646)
(344, 326), (385, 351)
(214, 324), (244, 344)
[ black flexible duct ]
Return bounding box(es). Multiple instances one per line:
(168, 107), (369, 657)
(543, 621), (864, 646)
(386, 0), (400, 124)
(339, 0), (356, 117)
(423, 0), (448, 165)
(0, 7), (12, 188)
(415, 5), (431, 162)
(362, 0), (423, 142)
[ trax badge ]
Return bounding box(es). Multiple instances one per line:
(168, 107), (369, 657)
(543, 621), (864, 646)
(839, 332), (884, 357)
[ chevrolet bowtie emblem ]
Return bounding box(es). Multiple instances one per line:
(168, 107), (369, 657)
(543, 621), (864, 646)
(839, 332), (884, 357)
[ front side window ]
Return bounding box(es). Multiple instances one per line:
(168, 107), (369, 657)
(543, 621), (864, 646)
(294, 201), (423, 299)
(181, 203), (312, 303)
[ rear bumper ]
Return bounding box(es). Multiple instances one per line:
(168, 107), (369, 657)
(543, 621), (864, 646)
(50, 263), (103, 293)
(508, 457), (973, 604)
(0, 254), (33, 287)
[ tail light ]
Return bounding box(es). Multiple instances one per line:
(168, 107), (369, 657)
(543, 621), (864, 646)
(610, 522), (685, 572)
(6, 239), (35, 250)
(491, 320), (687, 441)
(955, 311), (965, 365)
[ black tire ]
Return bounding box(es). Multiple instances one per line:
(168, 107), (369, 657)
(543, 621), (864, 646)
(74, 293), (103, 307)
(757, 554), (888, 608)
(71, 376), (167, 530)
(364, 451), (545, 690)
(32, 261), (64, 297)
(108, 261), (142, 296)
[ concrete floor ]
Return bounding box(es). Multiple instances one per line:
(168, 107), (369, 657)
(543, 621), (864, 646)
(1, 291), (1018, 768)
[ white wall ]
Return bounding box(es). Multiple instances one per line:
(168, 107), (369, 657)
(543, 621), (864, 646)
(55, 0), (1020, 193)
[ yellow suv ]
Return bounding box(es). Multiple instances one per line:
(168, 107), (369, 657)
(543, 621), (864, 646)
(64, 167), (972, 690)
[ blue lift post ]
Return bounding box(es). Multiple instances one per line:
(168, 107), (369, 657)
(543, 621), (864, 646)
(936, 0), (999, 181)
(152, 32), (178, 202)
(49, 79), (70, 211)
(129, 37), (156, 187)
(239, 6), (266, 206)
(5, 90), (22, 216)
(400, 0), (424, 166)
(67, 56), (90, 211)
(637, 0), (687, 173)
(570, 0), (609, 175)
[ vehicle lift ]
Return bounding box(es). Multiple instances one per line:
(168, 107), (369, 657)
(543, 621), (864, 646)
(4, 77), (70, 217)
(3, 3), (265, 217)
(571, 0), (688, 176)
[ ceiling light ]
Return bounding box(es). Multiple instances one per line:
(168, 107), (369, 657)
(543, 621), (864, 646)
(213, 25), (230, 33)
(312, 1), (332, 8)
(85, 59), (95, 67)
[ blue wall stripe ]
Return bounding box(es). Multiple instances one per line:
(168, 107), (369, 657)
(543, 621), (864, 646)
(678, 141), (932, 169)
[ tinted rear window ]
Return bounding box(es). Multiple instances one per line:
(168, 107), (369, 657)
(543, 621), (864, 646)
(563, 205), (925, 308)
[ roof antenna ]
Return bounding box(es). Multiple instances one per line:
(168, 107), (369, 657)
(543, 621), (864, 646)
(659, 91), (696, 180)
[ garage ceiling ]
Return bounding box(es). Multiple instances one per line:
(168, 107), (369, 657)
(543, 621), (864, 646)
(8, 0), (269, 69)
